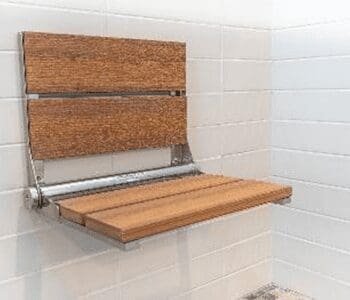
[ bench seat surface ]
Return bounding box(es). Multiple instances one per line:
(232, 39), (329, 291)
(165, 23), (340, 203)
(58, 174), (292, 243)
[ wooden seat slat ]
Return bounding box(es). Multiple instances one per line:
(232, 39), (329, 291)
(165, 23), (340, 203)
(58, 177), (292, 242)
(59, 174), (240, 224)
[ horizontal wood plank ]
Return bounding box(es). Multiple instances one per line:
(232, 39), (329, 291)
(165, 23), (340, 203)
(28, 96), (187, 159)
(58, 177), (292, 243)
(23, 32), (186, 94)
(59, 175), (240, 224)
(85, 180), (292, 242)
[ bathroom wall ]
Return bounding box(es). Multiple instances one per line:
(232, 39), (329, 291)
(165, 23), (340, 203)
(0, 0), (273, 299)
(271, 1), (350, 298)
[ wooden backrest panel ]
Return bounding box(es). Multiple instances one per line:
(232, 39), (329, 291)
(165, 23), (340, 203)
(23, 32), (186, 94)
(28, 96), (187, 160)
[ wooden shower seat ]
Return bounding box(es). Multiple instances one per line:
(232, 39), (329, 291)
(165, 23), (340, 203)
(59, 174), (291, 242)
(22, 31), (292, 246)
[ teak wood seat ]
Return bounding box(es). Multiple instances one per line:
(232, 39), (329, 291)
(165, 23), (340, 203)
(59, 175), (291, 242)
(22, 31), (292, 246)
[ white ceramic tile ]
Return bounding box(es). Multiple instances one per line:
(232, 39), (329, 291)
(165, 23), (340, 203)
(271, 149), (350, 188)
(195, 157), (222, 175)
(107, 15), (221, 59)
(107, 0), (223, 25)
(224, 61), (270, 91)
(120, 266), (183, 300)
(273, 260), (350, 300)
(223, 0), (273, 29)
(273, 205), (350, 253)
(0, 251), (118, 300)
(0, 53), (22, 98)
(223, 27), (270, 59)
(272, 57), (350, 90)
(112, 148), (170, 174)
(272, 121), (350, 155)
(44, 153), (113, 184)
(223, 233), (271, 275)
(188, 94), (222, 127)
(5, 0), (107, 12)
(46, 251), (118, 298)
(0, 99), (25, 145)
(222, 149), (270, 179)
(273, 233), (350, 284)
(0, 189), (43, 237)
(187, 60), (222, 94)
(271, 4), (350, 294)
(227, 260), (272, 299)
(0, 222), (111, 281)
(272, 91), (350, 122)
(118, 233), (178, 282)
(183, 24), (221, 59)
(82, 287), (119, 300)
(272, 0), (350, 29)
(0, 0), (105, 50)
(0, 3), (106, 50)
(185, 205), (271, 257)
(222, 92), (270, 123)
(222, 121), (269, 155)
(271, 177), (350, 221)
(0, 144), (27, 191)
(178, 250), (224, 290)
(272, 21), (350, 59)
(171, 278), (228, 300)
(188, 126), (222, 160)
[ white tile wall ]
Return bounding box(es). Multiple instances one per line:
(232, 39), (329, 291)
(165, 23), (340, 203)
(271, 177), (350, 221)
(0, 144), (27, 191)
(106, 0), (224, 25)
(227, 259), (272, 299)
(107, 15), (222, 59)
(222, 92), (270, 123)
(0, 99), (25, 145)
(272, 0), (350, 29)
(272, 57), (350, 90)
(112, 148), (170, 175)
(0, 1), (274, 299)
(273, 232), (350, 284)
(272, 121), (350, 155)
(0, 3), (107, 50)
(0, 52), (22, 98)
(223, 0), (273, 29)
(222, 121), (269, 155)
(272, 22), (350, 59)
(0, 189), (43, 237)
(273, 260), (350, 300)
(223, 27), (270, 60)
(44, 154), (114, 184)
(270, 6), (350, 298)
(223, 61), (270, 91)
(187, 60), (222, 94)
(222, 149), (270, 179)
(272, 91), (350, 122)
(2, 0), (107, 12)
(188, 94), (222, 127)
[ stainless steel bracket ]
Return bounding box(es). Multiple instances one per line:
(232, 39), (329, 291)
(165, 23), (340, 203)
(171, 144), (193, 166)
(275, 197), (291, 205)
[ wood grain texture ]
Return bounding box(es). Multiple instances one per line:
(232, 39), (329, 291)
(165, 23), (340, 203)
(85, 180), (292, 242)
(59, 174), (240, 224)
(23, 32), (186, 94)
(58, 177), (292, 242)
(28, 96), (187, 159)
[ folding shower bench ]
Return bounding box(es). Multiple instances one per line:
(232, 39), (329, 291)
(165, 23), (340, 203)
(21, 32), (292, 249)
